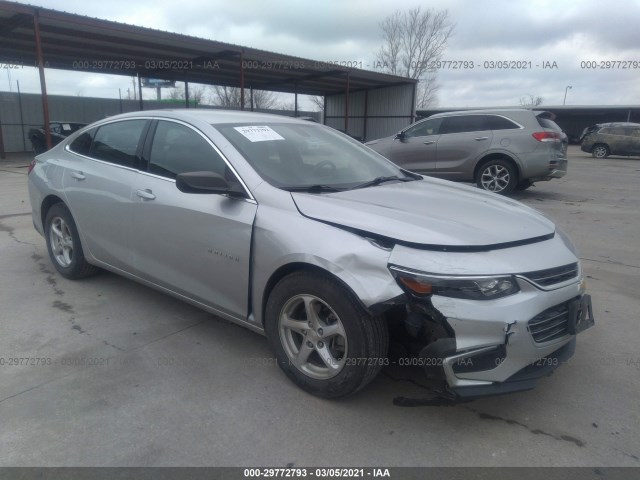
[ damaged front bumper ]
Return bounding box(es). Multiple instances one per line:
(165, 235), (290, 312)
(384, 239), (595, 399)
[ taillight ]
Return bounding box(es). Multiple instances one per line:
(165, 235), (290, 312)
(532, 131), (563, 142)
(27, 159), (36, 175)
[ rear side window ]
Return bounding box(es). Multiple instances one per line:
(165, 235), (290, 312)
(148, 121), (228, 179)
(487, 115), (520, 130)
(91, 120), (147, 168)
(440, 115), (489, 134)
(68, 128), (96, 156)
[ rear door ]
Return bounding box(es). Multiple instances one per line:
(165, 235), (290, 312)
(130, 119), (257, 319)
(62, 119), (148, 273)
(434, 115), (493, 180)
(388, 117), (442, 172)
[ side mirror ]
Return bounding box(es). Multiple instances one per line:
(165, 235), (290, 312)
(395, 131), (406, 139)
(176, 171), (246, 197)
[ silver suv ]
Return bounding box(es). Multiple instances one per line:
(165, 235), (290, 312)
(366, 109), (568, 194)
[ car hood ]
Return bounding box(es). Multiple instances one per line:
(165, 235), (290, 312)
(291, 179), (555, 250)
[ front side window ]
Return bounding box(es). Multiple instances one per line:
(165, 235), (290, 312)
(440, 115), (489, 135)
(404, 118), (442, 138)
(148, 121), (228, 179)
(91, 120), (147, 168)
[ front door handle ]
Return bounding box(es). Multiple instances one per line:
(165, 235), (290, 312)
(70, 171), (85, 180)
(136, 189), (156, 200)
(474, 137), (489, 141)
(423, 141), (436, 145)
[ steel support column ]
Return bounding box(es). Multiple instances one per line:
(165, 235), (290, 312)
(240, 49), (245, 110)
(363, 89), (368, 142)
(33, 10), (51, 150)
(344, 71), (350, 133)
(185, 81), (190, 108)
(137, 75), (143, 111)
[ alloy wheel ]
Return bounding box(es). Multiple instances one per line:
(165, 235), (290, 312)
(480, 164), (511, 192)
(278, 294), (348, 380)
(48, 216), (74, 267)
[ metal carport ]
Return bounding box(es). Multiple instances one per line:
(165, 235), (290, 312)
(0, 0), (416, 156)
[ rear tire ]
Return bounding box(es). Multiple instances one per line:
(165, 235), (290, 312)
(592, 144), (609, 159)
(476, 159), (517, 194)
(44, 203), (99, 279)
(265, 271), (388, 398)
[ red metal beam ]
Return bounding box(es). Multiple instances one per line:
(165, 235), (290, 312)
(33, 10), (51, 150)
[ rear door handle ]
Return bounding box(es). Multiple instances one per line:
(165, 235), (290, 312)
(136, 189), (156, 200)
(423, 141), (436, 145)
(70, 171), (85, 180)
(474, 137), (489, 141)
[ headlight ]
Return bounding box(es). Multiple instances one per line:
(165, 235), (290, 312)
(390, 266), (520, 301)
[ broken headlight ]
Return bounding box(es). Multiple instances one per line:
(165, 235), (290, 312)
(389, 265), (520, 300)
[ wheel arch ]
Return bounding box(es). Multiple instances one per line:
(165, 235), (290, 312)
(40, 194), (66, 229)
(474, 152), (521, 182)
(259, 262), (377, 329)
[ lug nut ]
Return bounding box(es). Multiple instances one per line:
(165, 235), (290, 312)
(317, 328), (323, 336)
(306, 341), (313, 348)
(317, 341), (324, 348)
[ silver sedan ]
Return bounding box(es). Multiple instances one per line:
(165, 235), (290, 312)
(28, 110), (594, 399)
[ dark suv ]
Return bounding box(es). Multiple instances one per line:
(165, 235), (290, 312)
(366, 109), (567, 194)
(580, 123), (640, 158)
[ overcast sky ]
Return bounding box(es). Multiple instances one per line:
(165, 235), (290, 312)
(3, 0), (640, 108)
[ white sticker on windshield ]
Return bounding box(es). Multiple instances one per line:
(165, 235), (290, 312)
(234, 125), (284, 142)
(62, 123), (72, 131)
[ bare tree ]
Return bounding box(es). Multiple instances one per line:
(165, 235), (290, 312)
(310, 95), (325, 112)
(519, 94), (544, 108)
(168, 84), (207, 105)
(376, 7), (454, 108)
(210, 86), (279, 109)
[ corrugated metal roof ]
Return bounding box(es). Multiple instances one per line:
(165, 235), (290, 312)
(0, 0), (416, 96)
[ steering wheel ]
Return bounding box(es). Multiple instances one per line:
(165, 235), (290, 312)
(312, 160), (337, 176)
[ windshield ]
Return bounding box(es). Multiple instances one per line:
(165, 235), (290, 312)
(215, 122), (415, 190)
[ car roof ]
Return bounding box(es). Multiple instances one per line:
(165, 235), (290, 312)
(596, 122), (640, 127)
(428, 108), (551, 119)
(102, 109), (306, 125)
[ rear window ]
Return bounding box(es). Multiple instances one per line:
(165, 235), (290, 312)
(536, 116), (562, 131)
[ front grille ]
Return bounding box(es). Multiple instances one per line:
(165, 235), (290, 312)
(521, 262), (579, 288)
(528, 302), (570, 343)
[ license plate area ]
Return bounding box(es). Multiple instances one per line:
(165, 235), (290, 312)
(568, 294), (595, 335)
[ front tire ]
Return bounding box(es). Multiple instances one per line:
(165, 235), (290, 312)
(476, 159), (517, 194)
(265, 271), (388, 398)
(44, 203), (99, 279)
(592, 144), (609, 158)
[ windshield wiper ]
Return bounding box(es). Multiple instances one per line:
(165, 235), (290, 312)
(282, 184), (343, 193)
(352, 175), (415, 190)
